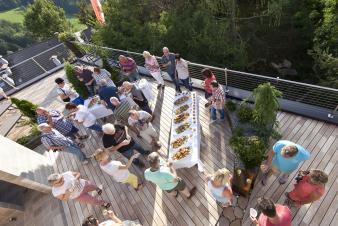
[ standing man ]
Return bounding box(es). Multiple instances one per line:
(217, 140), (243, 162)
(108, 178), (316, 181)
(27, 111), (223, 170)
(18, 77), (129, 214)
(161, 47), (181, 93)
(74, 66), (96, 96)
(250, 198), (291, 226)
(110, 96), (139, 126)
(38, 123), (89, 164)
(260, 140), (310, 185)
(122, 81), (152, 114)
(118, 55), (140, 82)
(36, 107), (88, 146)
(97, 79), (119, 110)
(144, 152), (196, 198)
(101, 123), (150, 167)
(55, 78), (85, 105)
(285, 169), (328, 208)
(128, 109), (161, 149)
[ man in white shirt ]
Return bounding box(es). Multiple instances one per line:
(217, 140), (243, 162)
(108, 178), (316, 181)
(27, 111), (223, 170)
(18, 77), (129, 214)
(0, 55), (15, 86)
(175, 54), (192, 91)
(47, 171), (110, 208)
(128, 109), (161, 149)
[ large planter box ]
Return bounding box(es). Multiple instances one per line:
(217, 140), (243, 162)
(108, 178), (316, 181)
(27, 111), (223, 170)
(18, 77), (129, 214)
(232, 157), (259, 197)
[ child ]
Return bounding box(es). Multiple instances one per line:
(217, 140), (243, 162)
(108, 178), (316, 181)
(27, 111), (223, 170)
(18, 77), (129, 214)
(94, 149), (143, 190)
(210, 80), (225, 121)
(201, 68), (216, 107)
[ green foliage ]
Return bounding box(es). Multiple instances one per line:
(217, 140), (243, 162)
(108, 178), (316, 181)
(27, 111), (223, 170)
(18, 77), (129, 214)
(64, 62), (89, 98)
(230, 135), (267, 169)
(10, 97), (38, 121)
(0, 0), (32, 12)
(77, 0), (96, 27)
(0, 20), (34, 55)
(252, 83), (282, 127)
(24, 0), (72, 39)
(237, 104), (253, 123)
(57, 31), (75, 42)
(16, 123), (41, 146)
(225, 100), (237, 112)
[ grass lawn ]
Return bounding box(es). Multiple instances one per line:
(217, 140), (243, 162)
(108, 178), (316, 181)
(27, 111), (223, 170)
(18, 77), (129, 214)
(0, 7), (25, 24)
(0, 7), (86, 31)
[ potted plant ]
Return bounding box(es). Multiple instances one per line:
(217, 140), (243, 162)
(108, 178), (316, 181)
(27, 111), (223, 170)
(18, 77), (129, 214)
(251, 82), (282, 142)
(11, 98), (42, 149)
(230, 134), (266, 196)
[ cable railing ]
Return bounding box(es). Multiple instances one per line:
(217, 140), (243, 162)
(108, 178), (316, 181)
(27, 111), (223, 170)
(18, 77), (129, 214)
(75, 42), (338, 113)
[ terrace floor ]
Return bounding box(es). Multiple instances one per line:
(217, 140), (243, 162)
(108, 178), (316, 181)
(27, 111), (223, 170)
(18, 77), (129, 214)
(7, 69), (338, 226)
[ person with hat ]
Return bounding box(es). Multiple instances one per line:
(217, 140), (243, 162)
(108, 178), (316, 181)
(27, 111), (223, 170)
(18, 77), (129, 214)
(47, 171), (110, 208)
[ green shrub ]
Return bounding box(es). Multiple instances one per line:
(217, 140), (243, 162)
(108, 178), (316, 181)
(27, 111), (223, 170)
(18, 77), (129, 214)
(225, 100), (237, 112)
(237, 105), (253, 122)
(252, 82), (282, 127)
(102, 57), (120, 83)
(16, 123), (41, 146)
(64, 62), (89, 98)
(11, 97), (38, 121)
(230, 135), (267, 169)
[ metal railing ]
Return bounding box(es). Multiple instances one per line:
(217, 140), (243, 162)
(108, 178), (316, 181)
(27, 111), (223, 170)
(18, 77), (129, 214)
(76, 42), (338, 111)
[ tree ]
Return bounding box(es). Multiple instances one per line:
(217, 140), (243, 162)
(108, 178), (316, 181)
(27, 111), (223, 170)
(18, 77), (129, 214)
(24, 0), (72, 39)
(77, 0), (97, 27)
(64, 62), (89, 98)
(10, 97), (38, 121)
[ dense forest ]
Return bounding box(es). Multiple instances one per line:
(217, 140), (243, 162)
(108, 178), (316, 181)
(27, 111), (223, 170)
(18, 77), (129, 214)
(92, 0), (337, 88)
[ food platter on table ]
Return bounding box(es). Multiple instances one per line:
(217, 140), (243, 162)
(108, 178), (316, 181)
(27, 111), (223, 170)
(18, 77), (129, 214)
(171, 146), (191, 161)
(175, 122), (191, 134)
(171, 135), (191, 149)
(174, 96), (189, 106)
(174, 112), (190, 124)
(175, 104), (190, 115)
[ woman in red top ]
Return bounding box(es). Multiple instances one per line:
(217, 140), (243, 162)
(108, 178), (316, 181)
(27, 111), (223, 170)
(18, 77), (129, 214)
(286, 169), (328, 208)
(201, 68), (216, 107)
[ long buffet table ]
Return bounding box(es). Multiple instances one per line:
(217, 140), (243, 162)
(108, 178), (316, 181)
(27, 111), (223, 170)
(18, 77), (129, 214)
(168, 91), (204, 171)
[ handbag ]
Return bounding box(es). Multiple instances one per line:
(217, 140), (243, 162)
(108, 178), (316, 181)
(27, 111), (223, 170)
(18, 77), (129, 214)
(58, 87), (71, 102)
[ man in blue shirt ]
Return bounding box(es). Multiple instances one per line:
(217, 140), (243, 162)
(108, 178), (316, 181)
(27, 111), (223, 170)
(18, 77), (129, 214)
(98, 79), (119, 111)
(161, 47), (182, 93)
(144, 152), (196, 198)
(260, 140), (310, 185)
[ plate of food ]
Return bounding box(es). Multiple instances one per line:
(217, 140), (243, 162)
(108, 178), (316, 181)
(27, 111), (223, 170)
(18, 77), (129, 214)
(171, 135), (190, 149)
(174, 96), (189, 106)
(174, 112), (190, 124)
(175, 104), (190, 115)
(172, 147), (191, 160)
(175, 122), (191, 134)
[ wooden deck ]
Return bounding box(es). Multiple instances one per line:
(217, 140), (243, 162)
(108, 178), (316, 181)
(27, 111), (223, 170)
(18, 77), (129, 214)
(11, 70), (338, 226)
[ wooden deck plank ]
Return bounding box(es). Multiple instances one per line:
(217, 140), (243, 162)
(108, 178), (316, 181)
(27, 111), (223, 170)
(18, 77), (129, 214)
(10, 71), (338, 226)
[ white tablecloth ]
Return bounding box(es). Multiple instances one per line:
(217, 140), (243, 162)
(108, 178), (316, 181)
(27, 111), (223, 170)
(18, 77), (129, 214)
(84, 98), (113, 119)
(168, 92), (203, 171)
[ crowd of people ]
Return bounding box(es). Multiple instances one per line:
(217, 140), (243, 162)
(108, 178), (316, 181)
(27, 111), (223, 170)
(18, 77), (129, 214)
(30, 47), (328, 226)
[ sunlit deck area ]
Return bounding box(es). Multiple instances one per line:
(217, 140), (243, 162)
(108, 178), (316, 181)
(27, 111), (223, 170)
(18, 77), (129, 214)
(5, 69), (338, 226)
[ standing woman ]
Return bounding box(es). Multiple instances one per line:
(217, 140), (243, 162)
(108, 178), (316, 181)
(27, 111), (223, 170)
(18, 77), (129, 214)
(207, 168), (233, 208)
(143, 51), (165, 89)
(201, 68), (216, 107)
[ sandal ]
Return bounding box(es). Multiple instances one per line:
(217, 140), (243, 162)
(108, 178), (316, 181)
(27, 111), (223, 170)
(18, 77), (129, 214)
(135, 183), (144, 191)
(187, 187), (197, 199)
(102, 202), (111, 209)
